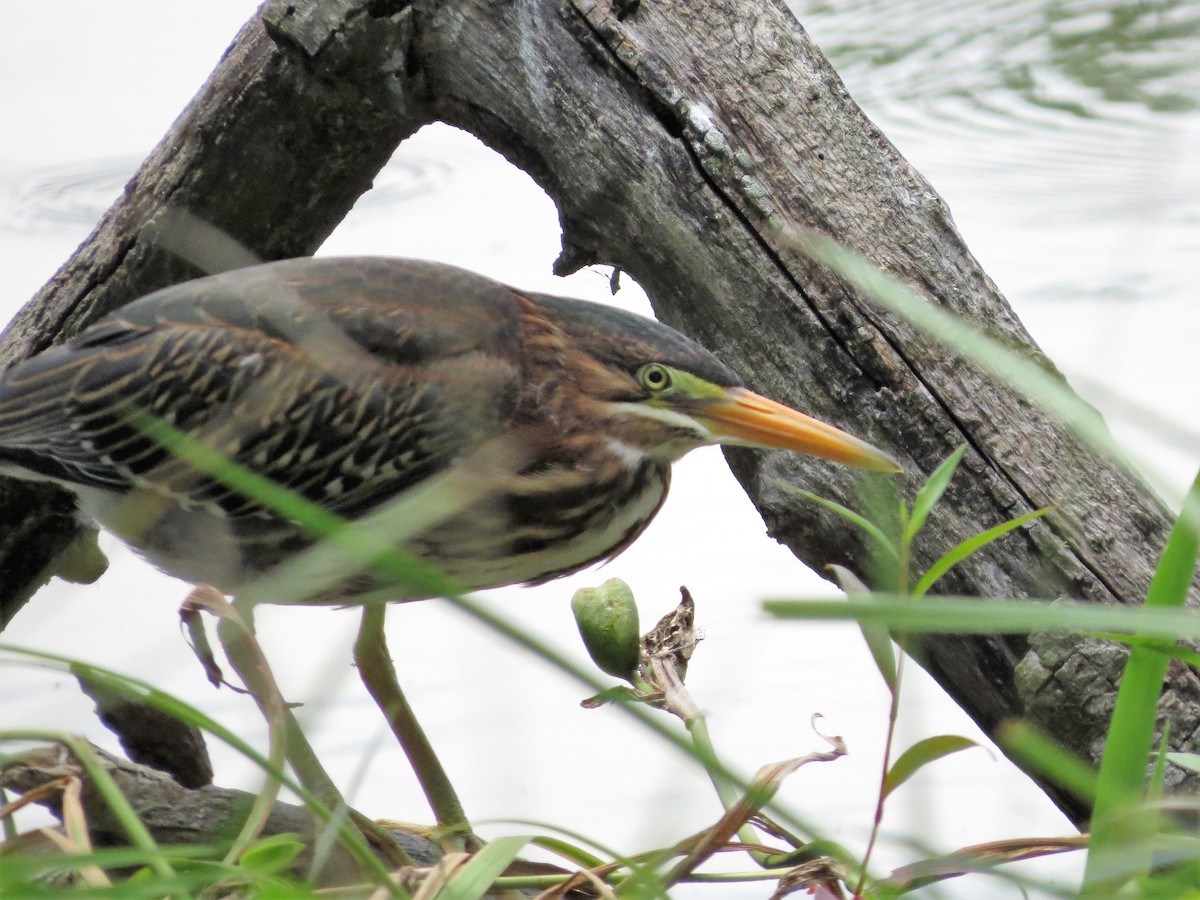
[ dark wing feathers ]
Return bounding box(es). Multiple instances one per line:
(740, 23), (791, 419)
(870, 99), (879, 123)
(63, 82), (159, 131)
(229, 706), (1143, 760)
(80, 257), (526, 367)
(0, 258), (526, 520)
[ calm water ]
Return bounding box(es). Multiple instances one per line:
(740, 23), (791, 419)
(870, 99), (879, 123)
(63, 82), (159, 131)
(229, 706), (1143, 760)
(1, 1), (1197, 896)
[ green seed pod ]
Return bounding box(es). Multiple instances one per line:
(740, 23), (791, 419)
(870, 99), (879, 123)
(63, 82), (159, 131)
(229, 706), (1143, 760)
(571, 578), (641, 681)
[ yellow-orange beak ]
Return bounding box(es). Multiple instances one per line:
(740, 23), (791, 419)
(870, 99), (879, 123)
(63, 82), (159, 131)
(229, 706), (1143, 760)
(697, 387), (902, 473)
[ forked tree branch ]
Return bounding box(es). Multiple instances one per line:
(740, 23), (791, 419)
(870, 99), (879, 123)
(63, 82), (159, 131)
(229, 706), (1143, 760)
(2, 0), (1194, 825)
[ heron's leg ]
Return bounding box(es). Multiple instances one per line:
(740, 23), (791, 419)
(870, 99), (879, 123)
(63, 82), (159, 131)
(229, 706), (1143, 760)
(279, 704), (418, 868)
(354, 602), (476, 851)
(199, 590), (417, 868)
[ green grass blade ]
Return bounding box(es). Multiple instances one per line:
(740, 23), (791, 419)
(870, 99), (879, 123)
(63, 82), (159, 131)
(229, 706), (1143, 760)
(0, 648), (401, 894)
(999, 721), (1097, 804)
(1143, 479), (1200, 616)
(0, 845), (221, 881)
(777, 482), (897, 558)
(911, 507), (1053, 599)
(1083, 470), (1200, 895)
(0, 732), (176, 886)
(1147, 727), (1170, 817)
(763, 595), (1200, 642)
(439, 835), (532, 900)
(906, 446), (965, 542)
(530, 835), (606, 870)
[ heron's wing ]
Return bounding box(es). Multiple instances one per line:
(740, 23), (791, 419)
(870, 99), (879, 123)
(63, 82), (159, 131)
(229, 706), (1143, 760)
(0, 258), (529, 521)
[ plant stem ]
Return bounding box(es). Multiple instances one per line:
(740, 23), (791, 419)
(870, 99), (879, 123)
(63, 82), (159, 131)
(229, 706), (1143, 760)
(645, 657), (773, 866)
(855, 648), (906, 897)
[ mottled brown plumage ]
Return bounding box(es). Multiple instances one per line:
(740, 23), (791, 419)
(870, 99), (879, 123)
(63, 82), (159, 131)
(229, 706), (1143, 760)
(0, 257), (898, 602)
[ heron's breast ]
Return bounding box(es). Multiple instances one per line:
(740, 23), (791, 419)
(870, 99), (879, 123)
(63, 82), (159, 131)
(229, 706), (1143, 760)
(414, 458), (672, 591)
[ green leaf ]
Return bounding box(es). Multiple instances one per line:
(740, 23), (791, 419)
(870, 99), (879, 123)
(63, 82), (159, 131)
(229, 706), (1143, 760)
(882, 735), (979, 799)
(439, 835), (532, 900)
(1146, 496), (1200, 614)
(829, 565), (896, 691)
(906, 446), (966, 542)
(912, 506), (1053, 599)
(1084, 469), (1200, 895)
(1165, 752), (1200, 775)
(238, 834), (305, 875)
(777, 482), (897, 558)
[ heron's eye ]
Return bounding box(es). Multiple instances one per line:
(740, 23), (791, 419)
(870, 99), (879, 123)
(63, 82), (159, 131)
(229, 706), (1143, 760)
(637, 364), (672, 393)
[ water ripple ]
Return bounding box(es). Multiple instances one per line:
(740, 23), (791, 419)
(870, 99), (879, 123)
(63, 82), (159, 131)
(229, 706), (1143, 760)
(0, 151), (454, 235)
(344, 153), (454, 215)
(0, 157), (135, 232)
(791, 0), (1200, 242)
(799, 0), (1199, 114)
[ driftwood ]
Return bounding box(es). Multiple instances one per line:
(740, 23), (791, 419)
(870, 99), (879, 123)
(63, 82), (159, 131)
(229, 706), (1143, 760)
(1, 0), (1195, 828)
(0, 742), (439, 887)
(77, 676), (215, 790)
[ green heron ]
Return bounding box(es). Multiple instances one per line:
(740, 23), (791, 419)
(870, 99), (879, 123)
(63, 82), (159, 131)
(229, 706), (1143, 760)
(0, 256), (898, 838)
(0, 256), (898, 601)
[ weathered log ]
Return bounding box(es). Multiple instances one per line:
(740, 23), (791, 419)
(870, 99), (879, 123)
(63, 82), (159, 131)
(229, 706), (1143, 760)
(1, 0), (1194, 825)
(0, 742), (440, 886)
(78, 675), (214, 790)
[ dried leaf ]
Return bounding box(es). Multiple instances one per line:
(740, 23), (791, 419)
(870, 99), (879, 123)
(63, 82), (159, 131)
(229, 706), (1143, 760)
(36, 827), (111, 888)
(882, 835), (1086, 893)
(641, 587), (698, 679)
(770, 858), (848, 899)
(663, 729), (847, 885)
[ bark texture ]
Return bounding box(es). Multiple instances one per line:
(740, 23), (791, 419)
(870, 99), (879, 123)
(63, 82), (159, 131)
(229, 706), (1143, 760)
(2, 0), (1195, 826)
(0, 742), (440, 886)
